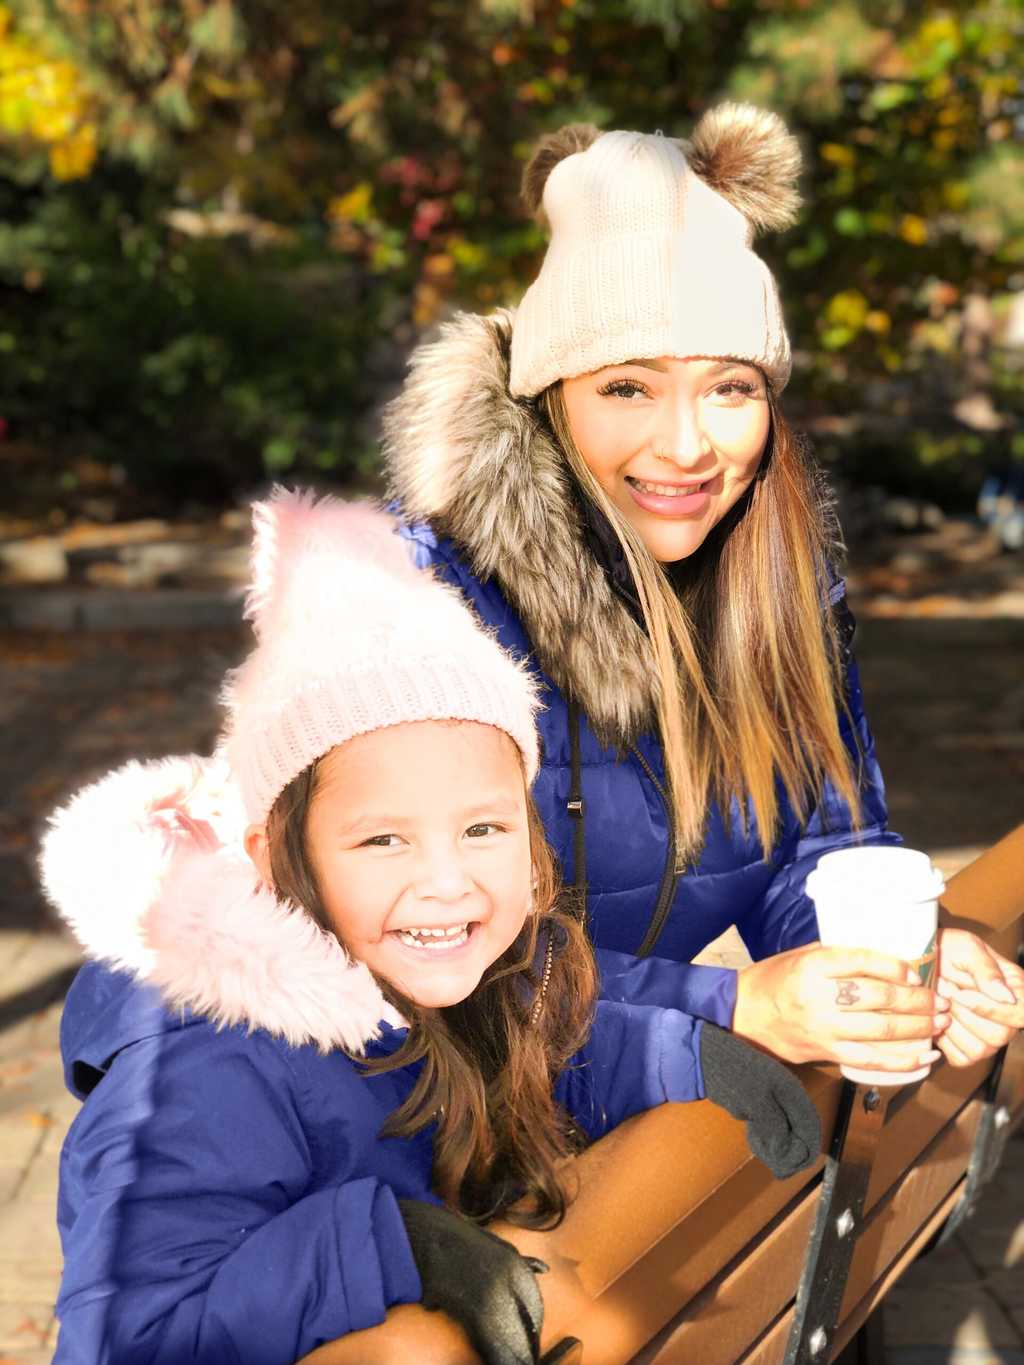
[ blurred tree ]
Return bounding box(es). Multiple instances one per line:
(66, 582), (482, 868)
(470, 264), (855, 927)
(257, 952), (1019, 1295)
(0, 0), (1020, 510)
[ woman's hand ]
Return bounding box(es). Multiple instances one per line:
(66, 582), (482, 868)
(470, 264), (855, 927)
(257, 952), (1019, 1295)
(732, 942), (949, 1072)
(934, 929), (1024, 1067)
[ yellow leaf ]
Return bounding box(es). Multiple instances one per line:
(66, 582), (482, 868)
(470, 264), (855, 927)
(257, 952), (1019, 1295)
(328, 182), (374, 225)
(49, 122), (97, 180)
(820, 142), (855, 167)
(825, 290), (869, 330)
(899, 214), (928, 246)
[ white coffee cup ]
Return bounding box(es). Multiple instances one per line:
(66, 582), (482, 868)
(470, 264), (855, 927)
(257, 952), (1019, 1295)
(805, 846), (945, 1087)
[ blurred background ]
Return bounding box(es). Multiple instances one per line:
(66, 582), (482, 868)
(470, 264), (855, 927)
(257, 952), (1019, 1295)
(0, 0), (1020, 522)
(0, 2), (1022, 1362)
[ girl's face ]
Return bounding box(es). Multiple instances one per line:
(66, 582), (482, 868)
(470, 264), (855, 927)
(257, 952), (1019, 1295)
(302, 720), (533, 1009)
(561, 356), (771, 564)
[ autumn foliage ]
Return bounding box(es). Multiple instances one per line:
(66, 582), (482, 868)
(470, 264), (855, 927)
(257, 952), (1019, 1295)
(0, 0), (1020, 508)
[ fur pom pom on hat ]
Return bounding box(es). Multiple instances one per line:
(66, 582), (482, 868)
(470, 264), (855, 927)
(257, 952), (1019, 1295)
(510, 102), (801, 398)
(222, 489), (541, 824)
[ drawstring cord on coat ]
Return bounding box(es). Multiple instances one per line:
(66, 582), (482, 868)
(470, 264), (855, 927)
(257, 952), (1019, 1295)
(566, 701), (587, 920)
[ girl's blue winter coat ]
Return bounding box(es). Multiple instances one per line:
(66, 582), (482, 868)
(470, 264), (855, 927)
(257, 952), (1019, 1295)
(43, 757), (707, 1365)
(381, 309), (900, 1029)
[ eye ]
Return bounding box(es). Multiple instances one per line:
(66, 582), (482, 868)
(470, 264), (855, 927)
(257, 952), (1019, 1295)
(710, 379), (757, 402)
(359, 834), (401, 848)
(465, 823), (503, 838)
(596, 378), (652, 400)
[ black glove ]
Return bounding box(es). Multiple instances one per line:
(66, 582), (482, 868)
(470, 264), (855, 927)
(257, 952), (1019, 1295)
(700, 1022), (821, 1179)
(398, 1198), (546, 1365)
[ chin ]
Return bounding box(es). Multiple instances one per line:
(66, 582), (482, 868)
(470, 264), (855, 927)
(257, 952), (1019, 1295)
(385, 960), (486, 1009)
(640, 526), (709, 563)
(405, 977), (482, 1009)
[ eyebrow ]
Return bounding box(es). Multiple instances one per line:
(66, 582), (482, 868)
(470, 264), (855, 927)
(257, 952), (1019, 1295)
(333, 799), (523, 835)
(605, 357), (759, 378)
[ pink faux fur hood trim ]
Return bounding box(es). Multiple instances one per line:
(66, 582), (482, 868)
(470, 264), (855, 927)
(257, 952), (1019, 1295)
(40, 756), (389, 1054)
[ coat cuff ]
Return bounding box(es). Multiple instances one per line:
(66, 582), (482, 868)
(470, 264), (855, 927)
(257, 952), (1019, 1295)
(659, 1014), (706, 1102)
(335, 1180), (422, 1332)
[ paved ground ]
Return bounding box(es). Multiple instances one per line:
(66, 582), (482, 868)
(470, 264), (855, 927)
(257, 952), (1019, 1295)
(0, 518), (1021, 1364)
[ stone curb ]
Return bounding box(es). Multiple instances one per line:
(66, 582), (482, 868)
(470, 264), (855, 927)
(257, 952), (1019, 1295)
(0, 588), (243, 632)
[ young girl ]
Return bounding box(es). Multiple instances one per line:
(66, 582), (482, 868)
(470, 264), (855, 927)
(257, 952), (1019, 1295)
(383, 104), (1022, 1074)
(43, 491), (818, 1365)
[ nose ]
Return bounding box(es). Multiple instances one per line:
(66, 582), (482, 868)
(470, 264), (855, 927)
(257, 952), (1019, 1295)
(654, 395), (711, 470)
(413, 842), (473, 905)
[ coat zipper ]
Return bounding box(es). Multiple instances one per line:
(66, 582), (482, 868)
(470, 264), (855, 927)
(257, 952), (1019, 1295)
(628, 744), (681, 959)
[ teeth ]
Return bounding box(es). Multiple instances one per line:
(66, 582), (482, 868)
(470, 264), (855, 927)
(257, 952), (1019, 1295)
(631, 479), (703, 497)
(397, 924), (470, 950)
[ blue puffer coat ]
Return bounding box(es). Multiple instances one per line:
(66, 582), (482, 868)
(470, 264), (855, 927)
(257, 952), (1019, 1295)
(42, 757), (707, 1365)
(383, 309), (900, 1029)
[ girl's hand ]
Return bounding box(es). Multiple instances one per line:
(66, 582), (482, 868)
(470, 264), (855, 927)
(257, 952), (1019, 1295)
(934, 929), (1024, 1068)
(733, 942), (950, 1072)
(398, 1199), (545, 1365)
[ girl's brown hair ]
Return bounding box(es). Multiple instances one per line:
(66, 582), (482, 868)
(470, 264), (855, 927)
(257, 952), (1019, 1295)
(542, 383), (860, 864)
(266, 759), (598, 1228)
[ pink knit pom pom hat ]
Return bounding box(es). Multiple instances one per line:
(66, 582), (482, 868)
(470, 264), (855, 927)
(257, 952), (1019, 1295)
(221, 489), (541, 825)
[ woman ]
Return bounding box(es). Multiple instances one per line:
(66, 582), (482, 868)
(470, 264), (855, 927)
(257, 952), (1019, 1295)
(383, 105), (1024, 1074)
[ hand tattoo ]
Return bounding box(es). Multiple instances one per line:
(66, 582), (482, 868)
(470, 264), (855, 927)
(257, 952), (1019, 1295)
(836, 980), (860, 1008)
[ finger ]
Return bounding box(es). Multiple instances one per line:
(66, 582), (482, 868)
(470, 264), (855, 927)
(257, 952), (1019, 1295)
(949, 999), (1016, 1050)
(830, 978), (948, 1015)
(942, 1016), (996, 1066)
(833, 1010), (944, 1044)
(937, 1030), (972, 1068)
(821, 947), (923, 985)
(836, 1041), (942, 1072)
(472, 1309), (538, 1365)
(940, 935), (1017, 1004)
(945, 988), (1024, 1030)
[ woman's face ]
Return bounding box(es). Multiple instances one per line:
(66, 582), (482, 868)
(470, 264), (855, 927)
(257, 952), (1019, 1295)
(296, 720), (534, 1009)
(561, 356), (771, 563)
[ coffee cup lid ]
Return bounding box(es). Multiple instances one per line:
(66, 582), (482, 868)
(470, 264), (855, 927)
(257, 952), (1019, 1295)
(806, 846), (945, 904)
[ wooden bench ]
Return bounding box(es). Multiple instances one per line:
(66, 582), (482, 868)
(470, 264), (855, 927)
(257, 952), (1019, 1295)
(302, 825), (1024, 1365)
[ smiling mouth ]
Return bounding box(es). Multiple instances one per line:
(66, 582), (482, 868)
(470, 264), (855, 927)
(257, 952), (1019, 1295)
(392, 922), (475, 951)
(626, 477), (709, 497)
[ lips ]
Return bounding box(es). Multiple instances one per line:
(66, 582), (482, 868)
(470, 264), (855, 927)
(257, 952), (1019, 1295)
(627, 477), (707, 498)
(391, 922), (475, 951)
(624, 475), (712, 518)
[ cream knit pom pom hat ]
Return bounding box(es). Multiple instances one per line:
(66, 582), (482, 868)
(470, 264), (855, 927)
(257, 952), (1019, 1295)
(221, 489), (541, 824)
(509, 104), (802, 399)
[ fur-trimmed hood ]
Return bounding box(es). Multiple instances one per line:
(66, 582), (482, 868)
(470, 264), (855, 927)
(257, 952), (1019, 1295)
(382, 308), (658, 742)
(40, 756), (389, 1054)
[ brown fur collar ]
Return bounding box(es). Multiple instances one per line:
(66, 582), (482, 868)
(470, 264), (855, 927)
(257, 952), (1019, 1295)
(381, 309), (657, 743)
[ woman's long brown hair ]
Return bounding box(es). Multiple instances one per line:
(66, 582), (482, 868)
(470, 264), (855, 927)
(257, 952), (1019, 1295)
(542, 384), (861, 864)
(267, 764), (598, 1228)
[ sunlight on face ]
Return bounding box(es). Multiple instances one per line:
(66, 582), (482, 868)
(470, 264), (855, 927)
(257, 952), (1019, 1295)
(304, 721), (533, 1009)
(561, 356), (771, 563)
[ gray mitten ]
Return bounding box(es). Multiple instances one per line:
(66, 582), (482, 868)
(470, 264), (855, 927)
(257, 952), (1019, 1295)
(700, 1022), (821, 1179)
(398, 1198), (545, 1365)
